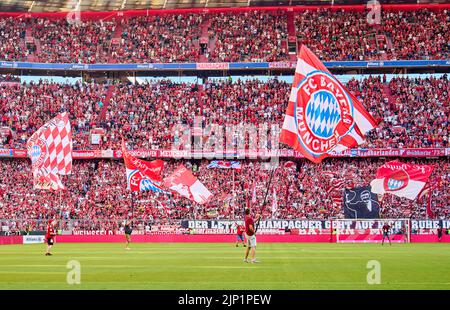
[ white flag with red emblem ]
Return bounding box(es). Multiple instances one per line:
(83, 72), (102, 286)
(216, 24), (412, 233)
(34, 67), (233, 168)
(370, 160), (434, 200)
(163, 164), (212, 204)
(27, 112), (72, 190)
(32, 170), (65, 191)
(280, 46), (377, 163)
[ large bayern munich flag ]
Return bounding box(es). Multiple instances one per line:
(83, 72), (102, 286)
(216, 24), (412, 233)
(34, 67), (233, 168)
(27, 112), (72, 190)
(122, 141), (167, 193)
(163, 164), (212, 205)
(27, 112), (73, 175)
(370, 160), (434, 200)
(280, 46), (377, 163)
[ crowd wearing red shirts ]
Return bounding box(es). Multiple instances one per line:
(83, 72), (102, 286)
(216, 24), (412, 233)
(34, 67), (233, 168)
(0, 158), (448, 232)
(0, 76), (448, 150)
(0, 9), (448, 63)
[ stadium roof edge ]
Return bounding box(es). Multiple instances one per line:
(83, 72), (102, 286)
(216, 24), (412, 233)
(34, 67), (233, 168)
(0, 3), (449, 18)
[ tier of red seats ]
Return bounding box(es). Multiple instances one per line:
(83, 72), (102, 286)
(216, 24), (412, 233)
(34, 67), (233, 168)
(1, 8), (449, 63)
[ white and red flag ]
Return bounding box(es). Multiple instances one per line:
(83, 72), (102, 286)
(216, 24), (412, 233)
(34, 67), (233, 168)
(418, 177), (440, 219)
(163, 164), (213, 205)
(32, 170), (65, 191)
(27, 112), (72, 190)
(284, 161), (296, 169)
(280, 46), (377, 163)
(122, 140), (167, 193)
(271, 189), (278, 215)
(370, 160), (434, 200)
(27, 112), (72, 175)
(251, 182), (257, 204)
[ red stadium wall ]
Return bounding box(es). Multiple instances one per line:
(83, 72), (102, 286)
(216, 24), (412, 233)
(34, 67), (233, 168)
(53, 234), (334, 243)
(54, 234), (450, 243)
(411, 235), (450, 243)
(0, 236), (23, 245)
(2, 234), (449, 245)
(0, 4), (449, 20)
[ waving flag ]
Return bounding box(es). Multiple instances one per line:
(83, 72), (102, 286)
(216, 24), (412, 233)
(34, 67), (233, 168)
(271, 189), (278, 215)
(370, 161), (434, 200)
(27, 112), (72, 175)
(207, 161), (241, 169)
(418, 178), (439, 219)
(280, 46), (377, 163)
(122, 141), (167, 193)
(163, 164), (212, 204)
(252, 182), (257, 204)
(27, 112), (72, 190)
(33, 170), (65, 191)
(284, 161), (296, 169)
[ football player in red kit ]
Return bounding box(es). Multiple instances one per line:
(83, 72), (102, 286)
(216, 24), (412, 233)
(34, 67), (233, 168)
(243, 209), (260, 263)
(45, 220), (57, 256)
(235, 224), (246, 247)
(382, 222), (391, 246)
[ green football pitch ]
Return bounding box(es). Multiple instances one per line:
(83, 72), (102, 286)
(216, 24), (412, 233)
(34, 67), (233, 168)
(0, 243), (449, 290)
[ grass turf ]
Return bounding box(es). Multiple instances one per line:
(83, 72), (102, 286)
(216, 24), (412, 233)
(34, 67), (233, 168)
(0, 242), (449, 290)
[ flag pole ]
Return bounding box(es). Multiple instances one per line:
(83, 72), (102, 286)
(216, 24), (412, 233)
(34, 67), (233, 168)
(131, 192), (135, 219)
(256, 165), (276, 232)
(232, 169), (235, 195)
(261, 167), (275, 210)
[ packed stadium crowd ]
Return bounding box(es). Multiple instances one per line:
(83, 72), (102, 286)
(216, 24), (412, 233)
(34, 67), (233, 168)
(295, 8), (449, 61)
(206, 11), (288, 62)
(0, 6), (449, 234)
(0, 157), (448, 232)
(0, 8), (449, 63)
(0, 75), (448, 150)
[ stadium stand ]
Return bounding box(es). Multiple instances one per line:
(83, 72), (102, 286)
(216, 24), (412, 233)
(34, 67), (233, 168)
(0, 76), (448, 150)
(0, 158), (448, 232)
(0, 7), (448, 63)
(0, 4), (448, 232)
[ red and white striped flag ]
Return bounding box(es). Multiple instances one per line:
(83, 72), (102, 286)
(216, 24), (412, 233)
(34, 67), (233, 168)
(324, 173), (346, 207)
(27, 112), (72, 175)
(27, 112), (72, 190)
(327, 179), (345, 194)
(280, 46), (377, 163)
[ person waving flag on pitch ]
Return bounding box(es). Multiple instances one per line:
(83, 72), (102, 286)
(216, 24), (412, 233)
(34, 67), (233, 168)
(280, 45), (377, 163)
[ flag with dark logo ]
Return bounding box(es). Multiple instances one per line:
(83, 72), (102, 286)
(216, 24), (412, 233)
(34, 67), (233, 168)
(344, 186), (380, 219)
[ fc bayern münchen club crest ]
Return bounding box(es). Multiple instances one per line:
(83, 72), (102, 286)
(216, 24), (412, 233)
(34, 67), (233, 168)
(294, 71), (355, 157)
(30, 138), (48, 169)
(383, 169), (410, 192)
